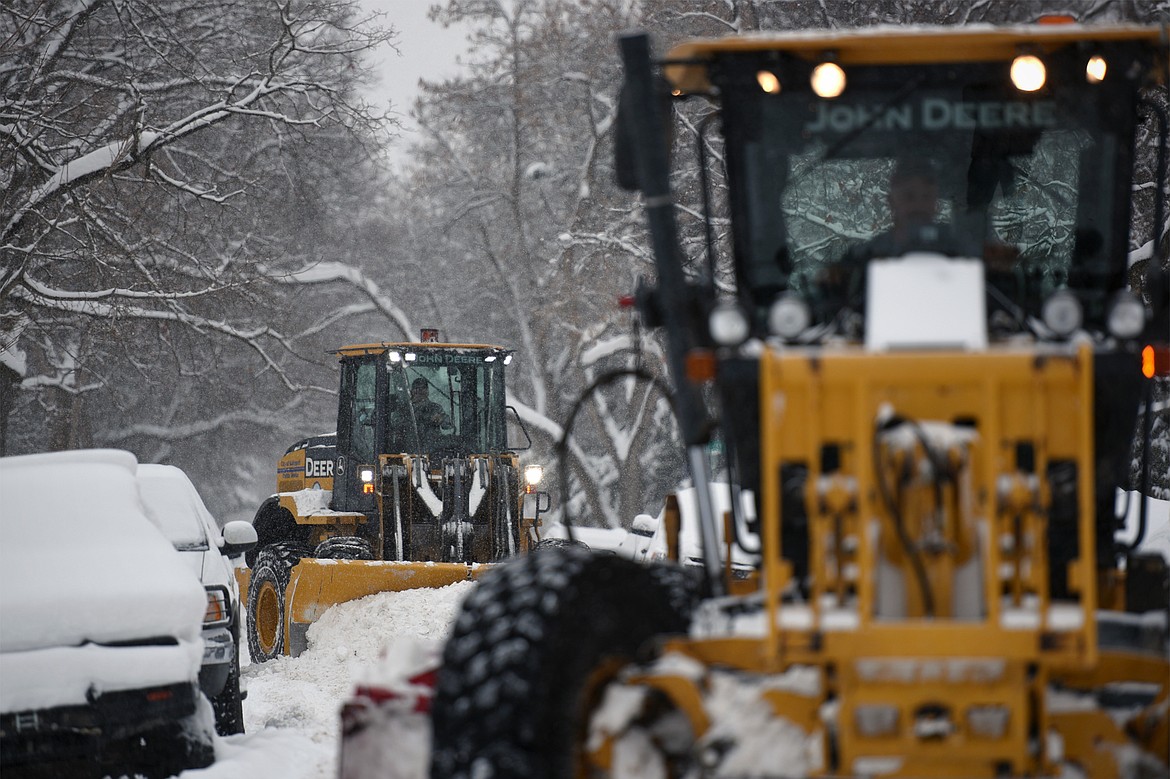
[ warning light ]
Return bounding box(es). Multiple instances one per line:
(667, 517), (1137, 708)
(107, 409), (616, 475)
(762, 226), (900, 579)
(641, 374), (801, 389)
(363, 483), (375, 495)
(1142, 344), (1170, 378)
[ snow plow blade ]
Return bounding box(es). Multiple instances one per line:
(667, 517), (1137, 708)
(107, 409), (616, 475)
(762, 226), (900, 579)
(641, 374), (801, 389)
(284, 559), (489, 657)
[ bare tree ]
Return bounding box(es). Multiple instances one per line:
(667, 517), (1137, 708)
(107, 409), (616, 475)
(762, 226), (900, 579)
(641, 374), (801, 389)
(1, 0), (401, 513)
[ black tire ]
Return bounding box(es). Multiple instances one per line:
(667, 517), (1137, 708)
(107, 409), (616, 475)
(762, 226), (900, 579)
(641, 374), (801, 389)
(315, 535), (374, 560)
(247, 542), (308, 663)
(430, 547), (697, 779)
(211, 648), (245, 735)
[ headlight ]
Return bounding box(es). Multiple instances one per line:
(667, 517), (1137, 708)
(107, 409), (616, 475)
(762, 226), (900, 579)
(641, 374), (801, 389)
(204, 586), (230, 627)
(768, 294), (811, 339)
(708, 303), (751, 346)
(359, 467), (375, 483)
(1106, 290), (1145, 339)
(1041, 290), (1082, 337)
(1011, 55), (1046, 92)
(811, 62), (846, 98)
(1085, 55), (1107, 84)
(524, 464), (544, 487)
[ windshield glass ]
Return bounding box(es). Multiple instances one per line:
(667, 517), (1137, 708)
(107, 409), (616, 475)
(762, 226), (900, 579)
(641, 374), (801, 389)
(386, 350), (508, 455)
(718, 54), (1141, 329)
(137, 473), (210, 550)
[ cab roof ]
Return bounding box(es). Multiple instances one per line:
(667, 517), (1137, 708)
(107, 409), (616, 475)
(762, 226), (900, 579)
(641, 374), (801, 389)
(664, 23), (1166, 93)
(331, 342), (508, 358)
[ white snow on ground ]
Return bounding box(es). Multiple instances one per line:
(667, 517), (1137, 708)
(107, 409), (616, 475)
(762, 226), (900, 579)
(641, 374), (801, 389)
(176, 581), (474, 779)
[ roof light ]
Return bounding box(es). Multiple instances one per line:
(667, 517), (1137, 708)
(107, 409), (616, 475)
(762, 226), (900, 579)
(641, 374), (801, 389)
(811, 62), (846, 98)
(524, 464), (544, 487)
(1010, 55), (1046, 92)
(757, 70), (781, 94)
(483, 355), (496, 362)
(503, 353), (513, 365)
(404, 352), (417, 362)
(1085, 56), (1107, 84)
(388, 351), (401, 363)
(1041, 290), (1082, 337)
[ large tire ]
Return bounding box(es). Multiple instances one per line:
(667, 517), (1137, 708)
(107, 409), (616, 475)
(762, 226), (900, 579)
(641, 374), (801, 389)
(315, 535), (374, 560)
(211, 648), (245, 735)
(247, 542), (309, 663)
(430, 546), (698, 779)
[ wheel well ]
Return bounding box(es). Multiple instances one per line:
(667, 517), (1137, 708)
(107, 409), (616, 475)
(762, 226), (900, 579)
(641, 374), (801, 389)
(248, 498), (307, 566)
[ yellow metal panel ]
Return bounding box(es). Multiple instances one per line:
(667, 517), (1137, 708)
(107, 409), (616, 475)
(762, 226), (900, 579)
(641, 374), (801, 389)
(277, 449), (307, 494)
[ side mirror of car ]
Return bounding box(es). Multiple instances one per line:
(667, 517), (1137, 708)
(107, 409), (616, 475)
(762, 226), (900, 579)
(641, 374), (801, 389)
(221, 520), (258, 559)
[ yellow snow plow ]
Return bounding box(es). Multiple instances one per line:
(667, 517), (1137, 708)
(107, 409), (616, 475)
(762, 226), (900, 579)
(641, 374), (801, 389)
(242, 336), (548, 659)
(427, 23), (1170, 778)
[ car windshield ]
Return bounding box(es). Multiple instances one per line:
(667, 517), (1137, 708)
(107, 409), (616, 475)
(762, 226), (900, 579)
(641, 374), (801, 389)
(716, 50), (1145, 328)
(137, 475), (209, 551)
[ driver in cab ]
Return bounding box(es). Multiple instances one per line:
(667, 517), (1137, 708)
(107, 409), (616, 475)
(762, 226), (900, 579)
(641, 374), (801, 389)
(411, 377), (451, 440)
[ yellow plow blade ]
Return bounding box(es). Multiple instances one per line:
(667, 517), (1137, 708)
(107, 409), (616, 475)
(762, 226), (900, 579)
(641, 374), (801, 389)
(283, 559), (490, 656)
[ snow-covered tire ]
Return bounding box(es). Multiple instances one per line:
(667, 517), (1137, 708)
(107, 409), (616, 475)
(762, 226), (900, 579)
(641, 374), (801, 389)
(211, 649), (245, 735)
(533, 536), (590, 551)
(247, 542), (309, 663)
(430, 547), (695, 779)
(315, 535), (374, 560)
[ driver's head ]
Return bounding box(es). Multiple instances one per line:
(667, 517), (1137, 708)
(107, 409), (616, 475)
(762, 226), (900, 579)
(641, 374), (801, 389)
(888, 158), (939, 234)
(410, 377), (428, 403)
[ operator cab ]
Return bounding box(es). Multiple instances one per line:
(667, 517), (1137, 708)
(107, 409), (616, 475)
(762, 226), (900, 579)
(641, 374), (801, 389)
(333, 339), (516, 513)
(666, 27), (1164, 344)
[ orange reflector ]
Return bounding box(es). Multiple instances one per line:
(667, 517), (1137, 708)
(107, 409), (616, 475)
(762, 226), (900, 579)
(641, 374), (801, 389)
(685, 349), (717, 382)
(363, 483), (375, 494)
(1143, 344), (1170, 378)
(204, 596), (226, 624)
(146, 689), (173, 702)
(1036, 14), (1077, 24)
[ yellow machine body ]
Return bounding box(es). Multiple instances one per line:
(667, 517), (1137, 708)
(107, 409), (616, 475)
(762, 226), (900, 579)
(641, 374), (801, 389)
(578, 22), (1169, 778)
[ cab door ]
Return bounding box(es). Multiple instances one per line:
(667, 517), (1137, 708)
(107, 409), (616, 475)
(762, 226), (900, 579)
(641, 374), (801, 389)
(333, 356), (382, 513)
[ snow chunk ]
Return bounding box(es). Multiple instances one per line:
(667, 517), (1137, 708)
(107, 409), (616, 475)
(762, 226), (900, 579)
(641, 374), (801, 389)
(286, 487), (332, 516)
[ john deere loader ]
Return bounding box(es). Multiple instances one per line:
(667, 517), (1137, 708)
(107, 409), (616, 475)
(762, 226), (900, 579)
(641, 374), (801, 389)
(244, 335), (547, 660)
(428, 23), (1170, 778)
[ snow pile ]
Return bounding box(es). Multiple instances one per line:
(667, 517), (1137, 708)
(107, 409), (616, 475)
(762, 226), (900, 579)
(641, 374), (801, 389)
(182, 582), (474, 779)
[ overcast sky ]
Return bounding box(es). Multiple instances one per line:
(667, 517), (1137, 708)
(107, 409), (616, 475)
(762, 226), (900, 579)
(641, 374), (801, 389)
(359, 0), (470, 155)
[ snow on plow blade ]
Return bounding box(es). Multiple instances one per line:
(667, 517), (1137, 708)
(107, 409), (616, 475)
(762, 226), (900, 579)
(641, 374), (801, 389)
(284, 559), (488, 657)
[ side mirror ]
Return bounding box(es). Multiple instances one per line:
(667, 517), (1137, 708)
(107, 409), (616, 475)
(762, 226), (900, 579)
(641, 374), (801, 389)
(613, 46), (675, 193)
(506, 405), (533, 451)
(221, 520), (258, 559)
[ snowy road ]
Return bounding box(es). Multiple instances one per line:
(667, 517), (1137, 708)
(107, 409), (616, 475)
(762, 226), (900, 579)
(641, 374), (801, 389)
(176, 582), (475, 779)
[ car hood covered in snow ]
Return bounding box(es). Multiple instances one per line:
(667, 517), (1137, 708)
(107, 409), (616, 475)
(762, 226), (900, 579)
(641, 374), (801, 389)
(0, 449), (207, 654)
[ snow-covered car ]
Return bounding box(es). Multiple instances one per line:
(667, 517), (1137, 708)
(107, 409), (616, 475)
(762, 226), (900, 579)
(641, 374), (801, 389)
(137, 463), (257, 736)
(0, 449), (214, 778)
